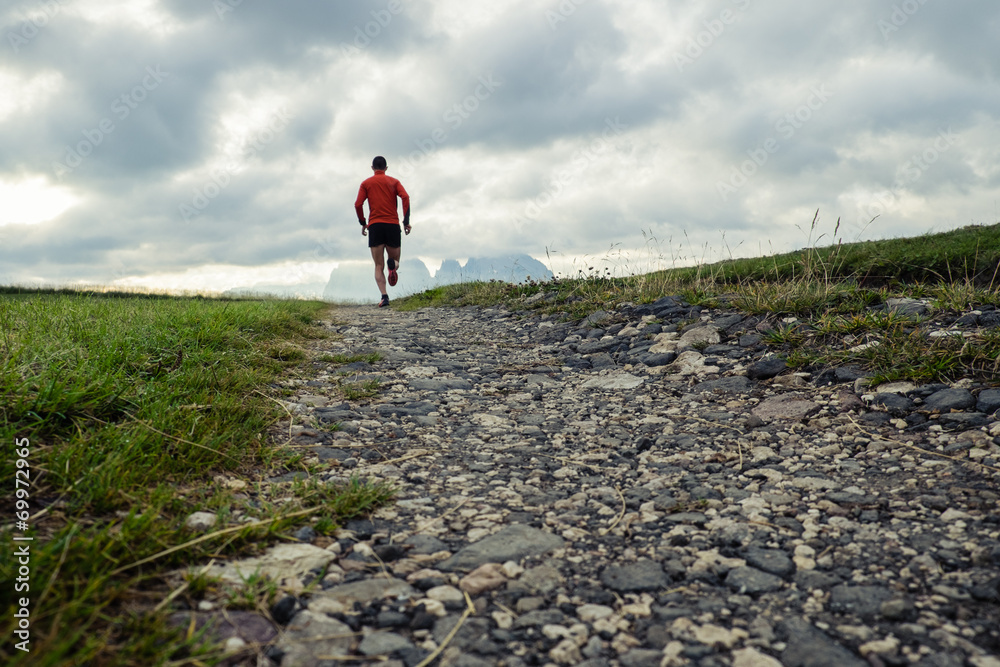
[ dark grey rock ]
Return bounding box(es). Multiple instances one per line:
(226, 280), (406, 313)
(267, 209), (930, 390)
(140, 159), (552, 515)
(724, 567), (784, 595)
(642, 352), (677, 367)
(880, 598), (917, 621)
(512, 610), (567, 628)
(662, 512), (708, 525)
(938, 412), (992, 429)
(168, 611), (278, 645)
(780, 617), (867, 667)
(977, 389), (1000, 414)
(619, 649), (664, 667)
(271, 596), (298, 625)
(403, 534), (448, 555)
(600, 561), (669, 593)
(358, 631), (414, 656)
(583, 310), (610, 327)
(431, 617), (492, 650)
(923, 388), (976, 412)
(436, 525), (564, 572)
(748, 357), (787, 381)
(293, 526), (317, 543)
(376, 611), (410, 628)
(375, 401), (437, 417)
(409, 378), (474, 391)
(873, 393), (914, 416)
(835, 366), (867, 382)
(589, 352), (616, 369)
(578, 338), (621, 354)
(829, 585), (893, 619)
(794, 570), (842, 591)
(692, 376), (752, 394)
(885, 298), (928, 317)
(744, 547), (795, 577)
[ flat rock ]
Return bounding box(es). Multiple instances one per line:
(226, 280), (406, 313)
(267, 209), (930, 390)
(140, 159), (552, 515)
(694, 376), (752, 394)
(437, 525), (564, 572)
(277, 611), (354, 666)
(201, 543), (336, 584)
(315, 578), (416, 606)
(753, 394), (820, 421)
(743, 547), (795, 577)
(923, 388), (976, 412)
(780, 617), (867, 667)
(976, 389), (1000, 414)
(724, 567), (784, 595)
(581, 373), (644, 390)
(829, 585), (893, 619)
(600, 560), (669, 592)
(748, 357), (787, 381)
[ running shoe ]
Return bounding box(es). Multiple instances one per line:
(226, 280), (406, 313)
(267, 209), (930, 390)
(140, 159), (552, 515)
(378, 295), (389, 308)
(387, 258), (398, 287)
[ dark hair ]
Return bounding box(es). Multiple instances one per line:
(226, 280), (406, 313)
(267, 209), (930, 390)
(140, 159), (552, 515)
(372, 156), (387, 170)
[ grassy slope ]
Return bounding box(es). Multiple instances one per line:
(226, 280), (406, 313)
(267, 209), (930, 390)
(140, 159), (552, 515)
(0, 292), (393, 666)
(396, 223), (1000, 385)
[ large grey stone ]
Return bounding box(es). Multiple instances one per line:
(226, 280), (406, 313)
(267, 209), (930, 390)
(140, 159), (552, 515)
(315, 578), (416, 606)
(885, 298), (929, 317)
(199, 543), (336, 585)
(357, 631), (415, 657)
(409, 378), (474, 391)
(437, 525), (564, 572)
(780, 617), (867, 667)
(277, 611), (354, 666)
(694, 376), (752, 394)
(923, 388), (976, 413)
(743, 547), (795, 577)
(725, 567), (784, 595)
(976, 389), (1000, 414)
(753, 394), (820, 421)
(581, 373), (644, 390)
(600, 560), (669, 593)
(873, 393), (914, 416)
(829, 585), (893, 619)
(375, 401), (437, 417)
(748, 357), (787, 381)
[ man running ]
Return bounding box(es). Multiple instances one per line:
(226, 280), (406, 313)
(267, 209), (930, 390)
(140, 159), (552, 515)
(355, 155), (411, 307)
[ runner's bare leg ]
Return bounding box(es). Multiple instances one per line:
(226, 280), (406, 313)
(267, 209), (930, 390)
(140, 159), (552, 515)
(371, 245), (387, 294)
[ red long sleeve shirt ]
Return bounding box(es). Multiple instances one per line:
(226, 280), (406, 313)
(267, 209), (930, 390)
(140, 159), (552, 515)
(355, 170), (410, 226)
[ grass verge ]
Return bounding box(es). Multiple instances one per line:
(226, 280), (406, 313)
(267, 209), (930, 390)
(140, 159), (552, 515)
(1, 291), (394, 666)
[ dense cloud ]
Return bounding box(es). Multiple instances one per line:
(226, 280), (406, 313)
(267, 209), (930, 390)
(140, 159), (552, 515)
(1, 0), (998, 290)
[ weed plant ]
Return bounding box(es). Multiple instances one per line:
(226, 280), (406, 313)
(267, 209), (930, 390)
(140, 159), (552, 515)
(0, 291), (394, 666)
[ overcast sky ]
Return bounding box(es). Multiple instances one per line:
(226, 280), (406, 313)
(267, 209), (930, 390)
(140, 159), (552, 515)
(1, 0), (999, 292)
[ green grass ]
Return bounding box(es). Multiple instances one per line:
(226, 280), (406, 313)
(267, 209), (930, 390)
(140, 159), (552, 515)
(0, 291), (394, 666)
(394, 221), (1000, 385)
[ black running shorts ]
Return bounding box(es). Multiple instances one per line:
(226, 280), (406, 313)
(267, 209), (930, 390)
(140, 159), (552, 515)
(367, 223), (401, 248)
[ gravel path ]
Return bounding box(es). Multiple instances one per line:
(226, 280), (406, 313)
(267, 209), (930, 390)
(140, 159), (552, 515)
(179, 299), (1000, 667)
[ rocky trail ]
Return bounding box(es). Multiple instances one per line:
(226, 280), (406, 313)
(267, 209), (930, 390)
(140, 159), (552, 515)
(173, 297), (1000, 667)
